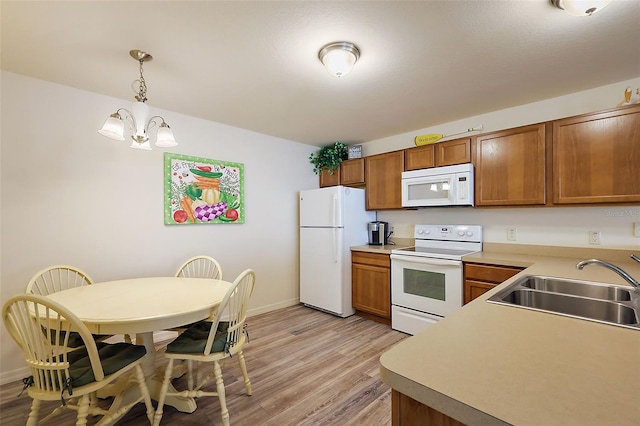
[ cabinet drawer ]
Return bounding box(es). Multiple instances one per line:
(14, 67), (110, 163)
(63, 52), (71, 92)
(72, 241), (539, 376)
(352, 251), (391, 268)
(464, 263), (523, 283)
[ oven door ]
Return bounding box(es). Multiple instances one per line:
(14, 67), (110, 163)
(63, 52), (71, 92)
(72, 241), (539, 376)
(390, 254), (463, 317)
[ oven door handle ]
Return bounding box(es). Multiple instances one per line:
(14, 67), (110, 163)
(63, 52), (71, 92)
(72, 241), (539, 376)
(390, 254), (461, 267)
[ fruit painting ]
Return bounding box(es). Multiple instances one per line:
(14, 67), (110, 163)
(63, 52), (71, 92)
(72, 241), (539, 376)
(164, 153), (244, 225)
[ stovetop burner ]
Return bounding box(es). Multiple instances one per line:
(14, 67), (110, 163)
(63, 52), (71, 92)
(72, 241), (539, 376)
(391, 224), (483, 260)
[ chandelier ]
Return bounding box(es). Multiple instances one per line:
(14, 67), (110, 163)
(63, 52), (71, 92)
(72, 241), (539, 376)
(98, 50), (177, 150)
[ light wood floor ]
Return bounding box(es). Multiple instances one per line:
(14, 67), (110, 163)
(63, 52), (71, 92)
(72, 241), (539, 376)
(0, 304), (407, 425)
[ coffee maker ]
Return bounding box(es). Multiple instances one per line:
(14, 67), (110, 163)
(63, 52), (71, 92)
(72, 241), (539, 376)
(368, 221), (391, 245)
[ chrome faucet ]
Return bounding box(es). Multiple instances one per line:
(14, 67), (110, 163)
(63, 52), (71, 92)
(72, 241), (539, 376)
(576, 255), (640, 288)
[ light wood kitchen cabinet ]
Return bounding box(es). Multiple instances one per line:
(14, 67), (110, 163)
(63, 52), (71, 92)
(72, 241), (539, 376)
(319, 168), (340, 187)
(436, 137), (471, 166)
(339, 158), (366, 186)
(404, 144), (435, 171)
(463, 262), (524, 304)
(473, 124), (547, 206)
(365, 151), (404, 210)
(552, 104), (640, 204)
(392, 390), (465, 426)
(404, 137), (471, 171)
(351, 251), (391, 325)
(319, 158), (366, 187)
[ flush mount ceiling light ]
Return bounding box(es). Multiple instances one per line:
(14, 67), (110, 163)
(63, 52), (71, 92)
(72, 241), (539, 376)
(318, 41), (360, 78)
(98, 50), (177, 151)
(551, 0), (612, 16)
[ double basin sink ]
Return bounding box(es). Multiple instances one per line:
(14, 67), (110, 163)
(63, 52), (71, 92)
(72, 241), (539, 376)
(487, 275), (640, 330)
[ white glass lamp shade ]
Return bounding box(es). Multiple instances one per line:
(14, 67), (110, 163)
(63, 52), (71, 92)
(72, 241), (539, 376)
(155, 123), (178, 148)
(131, 101), (150, 142)
(98, 114), (125, 141)
(555, 0), (612, 16)
(319, 42), (360, 78)
(130, 139), (152, 151)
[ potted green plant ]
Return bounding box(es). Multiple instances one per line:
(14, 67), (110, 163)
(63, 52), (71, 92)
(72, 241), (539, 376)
(309, 141), (348, 175)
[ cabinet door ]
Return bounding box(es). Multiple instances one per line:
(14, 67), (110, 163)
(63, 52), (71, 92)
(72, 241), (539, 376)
(474, 124), (546, 206)
(464, 280), (496, 304)
(463, 262), (524, 304)
(404, 145), (435, 171)
(340, 158), (365, 186)
(436, 137), (471, 166)
(352, 263), (390, 319)
(553, 105), (640, 204)
(365, 151), (404, 210)
(319, 167), (340, 187)
(392, 390), (465, 426)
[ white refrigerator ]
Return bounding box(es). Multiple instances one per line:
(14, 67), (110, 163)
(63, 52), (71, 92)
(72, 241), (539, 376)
(299, 186), (376, 317)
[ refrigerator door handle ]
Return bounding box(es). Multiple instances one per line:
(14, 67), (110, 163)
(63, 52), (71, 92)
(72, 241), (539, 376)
(333, 228), (340, 263)
(332, 194), (338, 228)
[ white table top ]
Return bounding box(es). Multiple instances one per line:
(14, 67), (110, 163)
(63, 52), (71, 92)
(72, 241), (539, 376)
(46, 277), (232, 335)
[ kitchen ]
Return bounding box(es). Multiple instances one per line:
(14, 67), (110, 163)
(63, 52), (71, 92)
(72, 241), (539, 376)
(2, 1), (640, 424)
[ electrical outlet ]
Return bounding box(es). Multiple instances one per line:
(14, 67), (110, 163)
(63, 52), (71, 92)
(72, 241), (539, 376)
(589, 231), (601, 245)
(507, 228), (517, 241)
(634, 222), (640, 238)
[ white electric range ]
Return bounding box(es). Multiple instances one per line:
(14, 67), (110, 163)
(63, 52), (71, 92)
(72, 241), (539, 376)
(390, 224), (482, 335)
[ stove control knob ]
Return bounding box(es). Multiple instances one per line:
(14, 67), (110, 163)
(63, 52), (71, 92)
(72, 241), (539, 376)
(458, 230), (465, 236)
(425, 230), (431, 235)
(466, 231), (474, 237)
(417, 229), (424, 235)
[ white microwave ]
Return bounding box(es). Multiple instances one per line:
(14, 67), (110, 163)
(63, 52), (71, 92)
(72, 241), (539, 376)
(401, 163), (474, 207)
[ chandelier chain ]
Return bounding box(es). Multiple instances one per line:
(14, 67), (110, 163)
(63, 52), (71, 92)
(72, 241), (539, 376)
(136, 59), (148, 103)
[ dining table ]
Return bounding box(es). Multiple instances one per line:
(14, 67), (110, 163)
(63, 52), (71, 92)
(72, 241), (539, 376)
(45, 276), (232, 415)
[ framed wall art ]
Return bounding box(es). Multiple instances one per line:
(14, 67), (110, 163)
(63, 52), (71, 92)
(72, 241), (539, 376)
(164, 152), (244, 225)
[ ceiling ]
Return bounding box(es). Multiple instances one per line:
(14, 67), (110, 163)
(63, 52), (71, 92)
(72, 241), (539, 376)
(2, 1), (639, 146)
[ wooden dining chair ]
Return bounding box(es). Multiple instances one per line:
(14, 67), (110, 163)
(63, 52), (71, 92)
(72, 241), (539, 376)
(26, 265), (131, 344)
(2, 293), (155, 425)
(25, 265), (93, 296)
(175, 255), (223, 280)
(153, 269), (255, 426)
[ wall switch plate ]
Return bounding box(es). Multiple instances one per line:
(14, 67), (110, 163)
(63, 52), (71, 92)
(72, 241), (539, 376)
(589, 231), (601, 245)
(507, 228), (517, 241)
(634, 222), (640, 238)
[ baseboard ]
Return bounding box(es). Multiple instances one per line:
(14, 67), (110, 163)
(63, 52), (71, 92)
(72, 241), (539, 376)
(0, 366), (31, 386)
(0, 299), (300, 386)
(247, 298), (299, 317)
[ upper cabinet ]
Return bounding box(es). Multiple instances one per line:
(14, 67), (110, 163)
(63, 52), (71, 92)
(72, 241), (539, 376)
(404, 144), (435, 171)
(366, 151), (404, 210)
(473, 124), (547, 206)
(404, 137), (471, 171)
(552, 105), (640, 205)
(319, 158), (366, 188)
(319, 168), (340, 187)
(436, 137), (471, 166)
(340, 158), (366, 186)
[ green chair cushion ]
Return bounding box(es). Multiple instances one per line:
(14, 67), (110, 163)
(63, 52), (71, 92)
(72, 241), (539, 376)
(166, 321), (229, 354)
(66, 342), (146, 388)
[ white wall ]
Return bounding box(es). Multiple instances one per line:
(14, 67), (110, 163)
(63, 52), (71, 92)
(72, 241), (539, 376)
(367, 78), (640, 250)
(0, 71), (318, 382)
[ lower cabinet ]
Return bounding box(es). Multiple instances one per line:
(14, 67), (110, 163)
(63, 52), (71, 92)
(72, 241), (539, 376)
(463, 262), (524, 304)
(351, 251), (391, 324)
(392, 390), (466, 426)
